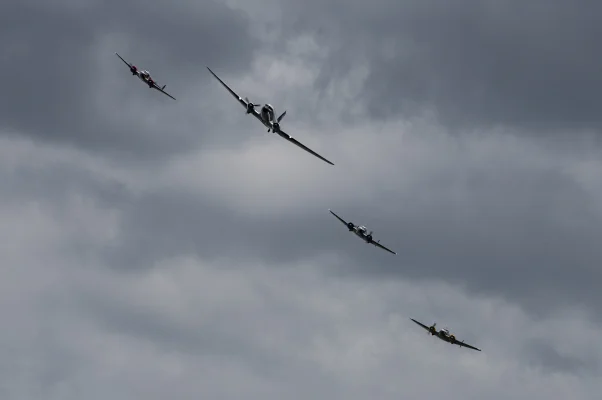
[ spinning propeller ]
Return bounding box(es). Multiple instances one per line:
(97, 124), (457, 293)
(244, 97), (261, 113)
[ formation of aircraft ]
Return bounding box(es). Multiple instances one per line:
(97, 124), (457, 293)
(206, 67), (334, 166)
(328, 209), (397, 254)
(113, 52), (484, 354)
(410, 318), (481, 351)
(115, 53), (176, 100)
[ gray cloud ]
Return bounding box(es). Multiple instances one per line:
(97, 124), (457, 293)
(523, 339), (598, 375)
(277, 0), (602, 132)
(0, 0), (256, 158)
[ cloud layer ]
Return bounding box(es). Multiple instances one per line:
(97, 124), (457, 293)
(1, 1), (601, 399)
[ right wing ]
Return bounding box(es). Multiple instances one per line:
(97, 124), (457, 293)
(455, 340), (481, 352)
(206, 67), (258, 117)
(410, 318), (432, 332)
(152, 84), (176, 100)
(277, 129), (334, 165)
(372, 240), (397, 255)
(115, 52), (133, 69)
(329, 209), (349, 227)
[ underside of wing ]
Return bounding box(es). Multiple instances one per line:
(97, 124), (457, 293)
(115, 52), (133, 69)
(456, 340), (481, 352)
(206, 67), (248, 109)
(277, 130), (334, 165)
(329, 209), (348, 226)
(153, 84), (176, 100)
(372, 240), (396, 254)
(410, 318), (431, 332)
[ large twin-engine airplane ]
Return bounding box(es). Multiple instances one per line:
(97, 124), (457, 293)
(329, 209), (396, 254)
(115, 53), (176, 100)
(410, 318), (481, 351)
(206, 67), (334, 166)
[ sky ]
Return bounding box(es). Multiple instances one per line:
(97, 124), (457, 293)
(1, 1), (601, 399)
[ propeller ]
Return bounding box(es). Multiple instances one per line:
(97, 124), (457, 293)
(244, 97), (261, 113)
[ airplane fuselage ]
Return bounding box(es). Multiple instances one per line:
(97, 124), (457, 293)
(430, 328), (458, 344)
(127, 65), (153, 87)
(136, 73), (154, 87)
(260, 104), (279, 132)
(351, 225), (373, 243)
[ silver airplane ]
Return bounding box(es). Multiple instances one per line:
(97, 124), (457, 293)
(115, 53), (176, 100)
(410, 318), (481, 352)
(329, 209), (396, 254)
(206, 67), (334, 166)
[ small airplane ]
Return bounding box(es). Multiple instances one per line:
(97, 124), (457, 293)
(206, 67), (334, 166)
(410, 318), (481, 352)
(328, 209), (396, 254)
(115, 53), (176, 100)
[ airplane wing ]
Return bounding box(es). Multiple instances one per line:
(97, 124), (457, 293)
(455, 340), (481, 352)
(371, 240), (396, 255)
(329, 209), (349, 227)
(277, 130), (334, 165)
(115, 52), (133, 69)
(152, 83), (176, 100)
(410, 318), (432, 332)
(206, 67), (259, 118)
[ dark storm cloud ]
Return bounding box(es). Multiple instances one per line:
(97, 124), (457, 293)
(99, 147), (602, 321)
(0, 0), (256, 158)
(278, 0), (602, 131)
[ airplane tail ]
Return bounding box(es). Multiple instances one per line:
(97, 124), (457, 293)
(277, 110), (287, 122)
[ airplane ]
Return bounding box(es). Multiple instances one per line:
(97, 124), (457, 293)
(115, 53), (176, 100)
(410, 318), (481, 351)
(328, 209), (396, 254)
(206, 67), (334, 166)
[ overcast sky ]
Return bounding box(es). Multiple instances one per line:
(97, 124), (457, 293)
(1, 1), (601, 399)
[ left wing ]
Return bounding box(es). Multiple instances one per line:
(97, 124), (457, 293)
(277, 130), (334, 165)
(152, 83), (176, 100)
(329, 209), (349, 227)
(115, 52), (133, 69)
(454, 340), (481, 352)
(206, 67), (260, 119)
(410, 318), (431, 332)
(371, 239), (396, 255)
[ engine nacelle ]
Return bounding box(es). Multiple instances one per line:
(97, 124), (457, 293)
(130, 65), (137, 75)
(246, 103), (254, 114)
(449, 335), (456, 343)
(148, 80), (154, 88)
(347, 222), (354, 231)
(429, 326), (436, 334)
(366, 235), (373, 242)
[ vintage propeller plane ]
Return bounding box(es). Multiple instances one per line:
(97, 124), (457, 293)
(329, 209), (396, 254)
(410, 318), (481, 351)
(115, 53), (176, 100)
(206, 67), (334, 165)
